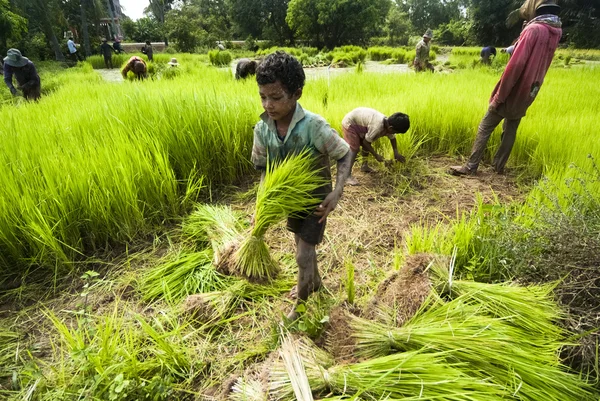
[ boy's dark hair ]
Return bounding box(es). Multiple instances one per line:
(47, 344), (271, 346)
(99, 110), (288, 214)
(146, 40), (151, 45)
(256, 51), (305, 95)
(388, 112), (410, 133)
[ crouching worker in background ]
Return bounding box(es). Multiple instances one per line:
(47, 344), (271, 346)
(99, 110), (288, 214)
(251, 51), (352, 320)
(236, 58), (257, 79)
(3, 48), (41, 101)
(121, 56), (147, 80)
(342, 107), (410, 186)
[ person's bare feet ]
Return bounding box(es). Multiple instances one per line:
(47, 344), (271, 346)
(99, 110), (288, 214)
(288, 277), (322, 299)
(360, 163), (375, 173)
(347, 176), (360, 186)
(448, 165), (477, 176)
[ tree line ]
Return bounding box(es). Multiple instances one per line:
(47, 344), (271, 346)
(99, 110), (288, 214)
(1, 0), (598, 61)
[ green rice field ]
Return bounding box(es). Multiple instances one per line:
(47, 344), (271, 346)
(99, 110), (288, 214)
(0, 50), (599, 400)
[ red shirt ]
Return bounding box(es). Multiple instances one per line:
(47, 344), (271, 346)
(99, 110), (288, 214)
(490, 19), (562, 119)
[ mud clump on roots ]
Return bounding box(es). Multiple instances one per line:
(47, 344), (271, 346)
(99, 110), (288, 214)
(366, 253), (435, 326)
(321, 305), (359, 363)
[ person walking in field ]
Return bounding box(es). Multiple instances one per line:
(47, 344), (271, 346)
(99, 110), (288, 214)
(251, 51), (352, 321)
(449, 0), (562, 176)
(121, 56), (147, 80)
(100, 38), (115, 69)
(67, 37), (84, 62)
(141, 40), (154, 62)
(480, 46), (497, 65)
(113, 38), (126, 54)
(3, 48), (41, 101)
(414, 29), (434, 72)
(341, 107), (410, 186)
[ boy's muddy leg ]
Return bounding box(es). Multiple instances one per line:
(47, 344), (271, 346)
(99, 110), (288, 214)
(287, 236), (321, 321)
(347, 149), (360, 186)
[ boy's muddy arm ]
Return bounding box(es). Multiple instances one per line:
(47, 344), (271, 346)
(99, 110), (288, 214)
(389, 137), (405, 163)
(315, 152), (352, 223)
(250, 170), (266, 225)
(360, 140), (384, 162)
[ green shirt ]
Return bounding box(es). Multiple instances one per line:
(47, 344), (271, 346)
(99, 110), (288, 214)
(251, 103), (349, 197)
(415, 39), (430, 64)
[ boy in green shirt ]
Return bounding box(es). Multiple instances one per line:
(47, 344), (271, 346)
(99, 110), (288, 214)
(251, 51), (352, 320)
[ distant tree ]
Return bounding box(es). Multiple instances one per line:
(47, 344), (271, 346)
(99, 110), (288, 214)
(145, 0), (174, 45)
(227, 0), (264, 39)
(386, 5), (412, 45)
(287, 0), (391, 48)
(165, 3), (211, 51)
(402, 0), (463, 35)
(0, 0), (27, 54)
(12, 0), (65, 61)
(469, 0), (521, 46)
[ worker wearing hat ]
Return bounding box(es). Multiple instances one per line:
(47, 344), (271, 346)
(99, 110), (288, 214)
(414, 29), (434, 72)
(450, 0), (562, 176)
(3, 48), (41, 101)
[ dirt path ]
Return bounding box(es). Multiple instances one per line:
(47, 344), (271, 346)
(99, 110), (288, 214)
(95, 68), (124, 83)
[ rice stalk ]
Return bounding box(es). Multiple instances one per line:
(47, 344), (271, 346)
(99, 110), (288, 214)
(428, 261), (562, 336)
(351, 295), (596, 401)
(230, 377), (267, 401)
(141, 249), (232, 302)
(182, 203), (245, 263)
(280, 334), (315, 401)
(230, 151), (327, 280)
(268, 336), (504, 401)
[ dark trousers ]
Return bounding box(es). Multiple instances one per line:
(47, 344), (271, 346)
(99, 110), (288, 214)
(466, 110), (522, 173)
(103, 56), (113, 69)
(23, 85), (41, 101)
(70, 51), (84, 62)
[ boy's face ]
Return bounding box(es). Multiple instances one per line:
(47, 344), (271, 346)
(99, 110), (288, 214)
(259, 81), (301, 122)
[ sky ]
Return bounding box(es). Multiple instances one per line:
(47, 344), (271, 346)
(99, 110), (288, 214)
(119, 0), (148, 21)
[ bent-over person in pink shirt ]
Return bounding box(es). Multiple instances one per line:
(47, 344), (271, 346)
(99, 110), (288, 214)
(450, 0), (562, 176)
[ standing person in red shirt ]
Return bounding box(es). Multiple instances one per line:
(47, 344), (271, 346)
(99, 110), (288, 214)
(449, 0), (562, 176)
(121, 56), (147, 80)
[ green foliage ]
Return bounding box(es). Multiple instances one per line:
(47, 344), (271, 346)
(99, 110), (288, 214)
(286, 0), (390, 48)
(368, 46), (413, 63)
(345, 258), (355, 304)
(120, 16), (164, 42)
(0, 0), (28, 49)
(208, 49), (232, 66)
(18, 308), (199, 400)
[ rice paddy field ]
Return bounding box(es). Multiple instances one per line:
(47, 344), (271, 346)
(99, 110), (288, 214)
(0, 49), (599, 400)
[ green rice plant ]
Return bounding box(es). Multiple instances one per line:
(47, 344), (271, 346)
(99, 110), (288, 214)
(208, 50), (233, 66)
(351, 295), (595, 401)
(186, 277), (294, 323)
(140, 249), (232, 303)
(267, 336), (505, 401)
(0, 328), (20, 386)
(345, 258), (355, 305)
(18, 306), (200, 400)
(86, 54), (129, 69)
(428, 261), (562, 336)
(182, 203), (246, 262)
(226, 151), (327, 280)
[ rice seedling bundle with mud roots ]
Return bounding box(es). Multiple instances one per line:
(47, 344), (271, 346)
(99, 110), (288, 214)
(207, 151), (327, 280)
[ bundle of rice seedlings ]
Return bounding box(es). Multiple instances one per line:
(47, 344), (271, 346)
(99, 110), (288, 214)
(227, 151), (327, 280)
(182, 204), (245, 265)
(230, 378), (266, 401)
(280, 334), (315, 401)
(184, 277), (295, 323)
(352, 296), (597, 401)
(428, 260), (562, 336)
(268, 336), (504, 401)
(141, 249), (231, 302)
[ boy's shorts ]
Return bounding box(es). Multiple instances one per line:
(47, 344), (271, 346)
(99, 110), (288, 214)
(287, 212), (326, 245)
(342, 125), (364, 153)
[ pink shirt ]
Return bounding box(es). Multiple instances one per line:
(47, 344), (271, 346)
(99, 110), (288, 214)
(490, 19), (562, 119)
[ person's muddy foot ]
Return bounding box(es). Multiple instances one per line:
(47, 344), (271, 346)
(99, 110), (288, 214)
(448, 165), (477, 176)
(286, 309), (300, 322)
(360, 164), (375, 173)
(288, 278), (322, 300)
(347, 176), (360, 186)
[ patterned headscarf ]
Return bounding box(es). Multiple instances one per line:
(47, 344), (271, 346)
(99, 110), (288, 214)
(506, 0), (559, 27)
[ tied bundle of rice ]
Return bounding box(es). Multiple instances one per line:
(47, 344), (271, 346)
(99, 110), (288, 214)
(182, 204), (245, 266)
(352, 294), (596, 401)
(227, 151), (326, 280)
(141, 249), (231, 303)
(428, 260), (562, 336)
(267, 336), (503, 401)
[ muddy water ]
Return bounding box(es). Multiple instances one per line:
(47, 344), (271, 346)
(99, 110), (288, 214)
(95, 68), (124, 83)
